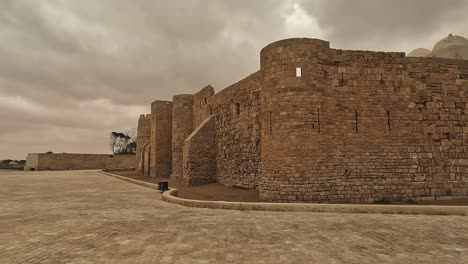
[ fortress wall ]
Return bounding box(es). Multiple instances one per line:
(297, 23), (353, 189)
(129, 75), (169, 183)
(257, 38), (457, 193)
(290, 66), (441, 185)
(182, 116), (216, 185)
(25, 153), (135, 171)
(209, 71), (262, 189)
(193, 85), (215, 128)
(171, 95), (194, 181)
(259, 38), (468, 202)
(136, 114), (151, 173)
(150, 100), (173, 178)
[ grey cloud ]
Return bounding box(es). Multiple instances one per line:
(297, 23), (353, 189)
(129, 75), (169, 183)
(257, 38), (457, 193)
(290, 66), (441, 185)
(298, 0), (468, 52)
(1, 0), (467, 159)
(0, 0), (296, 159)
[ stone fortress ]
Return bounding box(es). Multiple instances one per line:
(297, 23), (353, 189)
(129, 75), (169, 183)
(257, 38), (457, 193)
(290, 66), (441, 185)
(136, 35), (468, 203)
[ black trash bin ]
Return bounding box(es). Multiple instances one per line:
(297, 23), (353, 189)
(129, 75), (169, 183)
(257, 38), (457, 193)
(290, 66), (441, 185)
(158, 181), (169, 192)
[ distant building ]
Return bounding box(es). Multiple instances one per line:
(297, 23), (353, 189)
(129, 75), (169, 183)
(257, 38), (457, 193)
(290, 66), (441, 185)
(408, 34), (468, 60)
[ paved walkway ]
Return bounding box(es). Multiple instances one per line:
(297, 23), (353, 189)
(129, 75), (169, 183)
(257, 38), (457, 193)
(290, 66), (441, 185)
(1, 170), (467, 264)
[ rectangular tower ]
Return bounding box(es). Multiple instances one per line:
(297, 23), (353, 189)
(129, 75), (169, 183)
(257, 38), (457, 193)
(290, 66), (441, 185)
(150, 100), (173, 178)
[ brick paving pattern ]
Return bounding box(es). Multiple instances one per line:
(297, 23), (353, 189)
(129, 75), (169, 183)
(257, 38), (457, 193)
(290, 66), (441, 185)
(1, 170), (467, 263)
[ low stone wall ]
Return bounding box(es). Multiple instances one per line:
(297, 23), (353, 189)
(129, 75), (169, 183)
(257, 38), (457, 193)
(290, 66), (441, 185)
(24, 153), (135, 171)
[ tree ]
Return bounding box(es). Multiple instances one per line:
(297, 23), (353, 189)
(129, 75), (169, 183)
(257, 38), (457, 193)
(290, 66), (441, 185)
(109, 129), (136, 154)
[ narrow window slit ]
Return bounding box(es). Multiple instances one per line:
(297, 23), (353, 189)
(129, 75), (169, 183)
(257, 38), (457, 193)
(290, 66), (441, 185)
(236, 103), (240, 115)
(269, 110), (272, 134)
(386, 110), (391, 132)
(317, 108), (321, 133)
(354, 110), (359, 134)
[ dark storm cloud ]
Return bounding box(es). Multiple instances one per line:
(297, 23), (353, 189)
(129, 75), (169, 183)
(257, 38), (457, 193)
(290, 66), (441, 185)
(1, 0), (467, 159)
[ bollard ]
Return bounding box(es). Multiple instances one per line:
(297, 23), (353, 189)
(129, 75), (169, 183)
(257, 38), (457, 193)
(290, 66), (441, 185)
(158, 181), (169, 192)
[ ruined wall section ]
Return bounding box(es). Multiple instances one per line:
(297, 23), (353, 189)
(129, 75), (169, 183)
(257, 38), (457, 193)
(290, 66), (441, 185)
(193, 85), (215, 128)
(171, 95), (194, 181)
(259, 38), (468, 203)
(209, 72), (262, 189)
(136, 114), (151, 173)
(150, 101), (173, 178)
(182, 115), (216, 185)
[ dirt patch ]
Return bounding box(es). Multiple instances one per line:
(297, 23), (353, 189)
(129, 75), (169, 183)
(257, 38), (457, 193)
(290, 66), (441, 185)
(106, 170), (259, 202)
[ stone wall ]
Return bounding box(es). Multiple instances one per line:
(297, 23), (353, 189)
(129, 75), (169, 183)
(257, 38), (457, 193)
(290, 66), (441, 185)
(138, 37), (468, 203)
(172, 95), (194, 181)
(136, 114), (151, 173)
(24, 153), (135, 171)
(182, 116), (216, 185)
(209, 72), (262, 189)
(259, 38), (468, 203)
(150, 101), (173, 178)
(142, 142), (151, 177)
(193, 85), (215, 128)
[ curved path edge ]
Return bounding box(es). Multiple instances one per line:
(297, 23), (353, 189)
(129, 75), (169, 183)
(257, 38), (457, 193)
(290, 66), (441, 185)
(99, 170), (159, 190)
(99, 170), (468, 216)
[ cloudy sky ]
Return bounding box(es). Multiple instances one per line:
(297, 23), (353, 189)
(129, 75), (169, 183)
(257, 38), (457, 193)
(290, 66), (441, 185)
(1, 0), (467, 159)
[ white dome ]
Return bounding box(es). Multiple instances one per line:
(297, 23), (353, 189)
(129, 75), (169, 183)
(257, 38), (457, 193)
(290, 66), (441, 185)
(432, 34), (468, 52)
(407, 48), (431, 57)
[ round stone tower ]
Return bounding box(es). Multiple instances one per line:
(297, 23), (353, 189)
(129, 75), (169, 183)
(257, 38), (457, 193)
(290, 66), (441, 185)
(259, 38), (333, 202)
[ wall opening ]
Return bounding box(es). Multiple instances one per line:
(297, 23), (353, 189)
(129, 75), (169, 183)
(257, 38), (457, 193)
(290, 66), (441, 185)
(386, 110), (391, 132)
(204, 97), (207, 105)
(296, 67), (302, 77)
(269, 110), (272, 134)
(236, 103), (240, 115)
(317, 108), (321, 133)
(354, 110), (359, 134)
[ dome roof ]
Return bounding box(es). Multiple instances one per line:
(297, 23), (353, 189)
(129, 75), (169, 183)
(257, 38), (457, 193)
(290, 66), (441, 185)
(428, 45), (468, 60)
(407, 48), (431, 57)
(432, 34), (468, 52)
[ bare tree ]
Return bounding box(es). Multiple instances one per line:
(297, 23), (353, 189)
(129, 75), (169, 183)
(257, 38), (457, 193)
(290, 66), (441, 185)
(109, 128), (136, 154)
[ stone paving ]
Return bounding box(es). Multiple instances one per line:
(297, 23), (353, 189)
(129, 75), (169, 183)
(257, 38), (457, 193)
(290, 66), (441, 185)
(1, 170), (468, 264)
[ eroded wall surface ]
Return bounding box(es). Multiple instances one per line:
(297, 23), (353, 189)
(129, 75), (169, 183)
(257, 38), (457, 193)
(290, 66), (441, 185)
(136, 114), (151, 173)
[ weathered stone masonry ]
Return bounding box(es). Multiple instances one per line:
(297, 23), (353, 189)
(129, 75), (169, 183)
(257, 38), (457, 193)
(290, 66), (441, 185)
(136, 114), (151, 174)
(136, 38), (468, 203)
